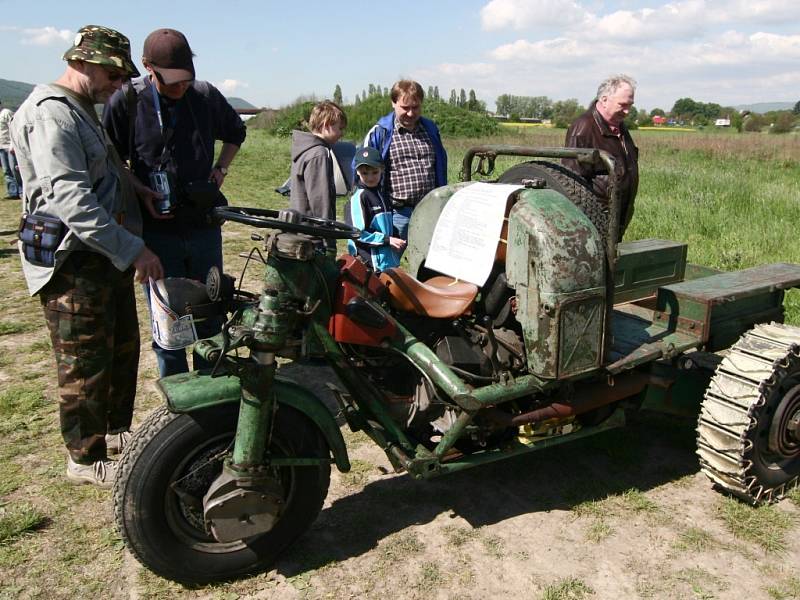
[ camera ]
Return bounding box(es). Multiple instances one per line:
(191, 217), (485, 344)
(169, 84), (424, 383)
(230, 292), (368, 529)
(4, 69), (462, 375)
(149, 171), (177, 215)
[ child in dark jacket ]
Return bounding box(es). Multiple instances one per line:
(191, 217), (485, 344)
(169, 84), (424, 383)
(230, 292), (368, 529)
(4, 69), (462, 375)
(344, 146), (406, 271)
(289, 100), (346, 222)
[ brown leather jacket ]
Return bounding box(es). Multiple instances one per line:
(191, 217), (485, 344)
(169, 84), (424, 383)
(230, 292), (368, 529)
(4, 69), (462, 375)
(562, 101), (639, 238)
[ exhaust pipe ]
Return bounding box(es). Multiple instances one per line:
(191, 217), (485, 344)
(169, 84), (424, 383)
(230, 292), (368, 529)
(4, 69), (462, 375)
(483, 371), (666, 427)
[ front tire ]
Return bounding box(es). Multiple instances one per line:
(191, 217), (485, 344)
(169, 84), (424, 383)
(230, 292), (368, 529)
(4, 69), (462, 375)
(113, 404), (330, 584)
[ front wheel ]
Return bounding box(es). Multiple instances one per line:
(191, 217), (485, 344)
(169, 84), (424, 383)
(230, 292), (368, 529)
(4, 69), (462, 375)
(113, 404), (331, 584)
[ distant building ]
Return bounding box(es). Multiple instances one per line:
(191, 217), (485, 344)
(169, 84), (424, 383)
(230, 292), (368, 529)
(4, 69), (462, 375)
(714, 118), (731, 127)
(652, 115), (667, 126)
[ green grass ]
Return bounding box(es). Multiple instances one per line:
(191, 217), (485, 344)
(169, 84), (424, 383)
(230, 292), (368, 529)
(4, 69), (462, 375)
(767, 576), (800, 600)
(338, 458), (374, 488)
(674, 526), (715, 552)
(0, 503), (48, 545)
(0, 321), (37, 336)
(541, 577), (595, 600)
(716, 497), (796, 553)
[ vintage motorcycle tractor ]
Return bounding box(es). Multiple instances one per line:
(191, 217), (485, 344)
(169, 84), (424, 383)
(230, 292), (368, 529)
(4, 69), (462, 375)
(113, 149), (800, 585)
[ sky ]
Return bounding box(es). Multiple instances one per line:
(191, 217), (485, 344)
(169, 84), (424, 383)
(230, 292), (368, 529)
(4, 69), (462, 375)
(1, 0), (798, 112)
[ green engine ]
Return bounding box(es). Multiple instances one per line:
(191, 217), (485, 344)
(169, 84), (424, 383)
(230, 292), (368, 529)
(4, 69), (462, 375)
(406, 176), (606, 381)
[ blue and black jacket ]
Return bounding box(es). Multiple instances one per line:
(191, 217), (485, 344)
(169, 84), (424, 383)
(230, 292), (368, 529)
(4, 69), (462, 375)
(344, 184), (399, 271)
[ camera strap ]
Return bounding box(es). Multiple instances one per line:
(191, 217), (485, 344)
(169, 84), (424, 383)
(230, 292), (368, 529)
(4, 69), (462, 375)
(149, 80), (176, 171)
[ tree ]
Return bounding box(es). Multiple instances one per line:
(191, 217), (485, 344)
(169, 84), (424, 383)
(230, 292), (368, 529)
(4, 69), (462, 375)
(650, 107), (666, 117)
(624, 106), (639, 130)
(368, 84), (376, 97)
(354, 93), (361, 106)
(459, 89), (467, 108)
(793, 100), (800, 115)
(449, 89), (457, 106)
(771, 112), (795, 134)
(434, 86), (440, 101)
(551, 99), (583, 128)
(467, 89), (478, 111)
(495, 94), (510, 115)
(427, 86), (434, 99)
(333, 84), (342, 105)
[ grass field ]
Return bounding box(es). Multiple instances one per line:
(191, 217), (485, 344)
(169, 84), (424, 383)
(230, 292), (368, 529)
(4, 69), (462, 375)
(1, 127), (799, 599)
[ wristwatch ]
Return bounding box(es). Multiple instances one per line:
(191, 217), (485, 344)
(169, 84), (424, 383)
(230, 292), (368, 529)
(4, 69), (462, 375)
(214, 165), (228, 175)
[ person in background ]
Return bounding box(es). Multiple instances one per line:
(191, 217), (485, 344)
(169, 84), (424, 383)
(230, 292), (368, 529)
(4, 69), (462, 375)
(563, 74), (639, 240)
(11, 25), (163, 487)
(357, 80), (446, 249)
(103, 28), (246, 377)
(0, 98), (22, 199)
(345, 146), (405, 271)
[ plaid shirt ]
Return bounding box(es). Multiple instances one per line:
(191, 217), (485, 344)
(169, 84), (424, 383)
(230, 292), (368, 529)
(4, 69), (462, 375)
(387, 122), (436, 205)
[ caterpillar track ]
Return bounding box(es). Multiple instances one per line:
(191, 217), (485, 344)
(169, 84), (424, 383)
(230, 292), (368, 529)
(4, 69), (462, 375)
(697, 322), (800, 504)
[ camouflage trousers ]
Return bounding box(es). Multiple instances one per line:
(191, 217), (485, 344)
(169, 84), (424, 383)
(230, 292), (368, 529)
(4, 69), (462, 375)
(39, 251), (140, 464)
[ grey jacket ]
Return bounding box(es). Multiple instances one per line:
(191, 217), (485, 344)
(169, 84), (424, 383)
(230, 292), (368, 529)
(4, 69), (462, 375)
(289, 130), (335, 221)
(11, 84), (144, 295)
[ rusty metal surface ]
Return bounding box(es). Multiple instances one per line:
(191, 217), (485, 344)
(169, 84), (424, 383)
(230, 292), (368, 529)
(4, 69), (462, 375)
(506, 188), (606, 378)
(607, 309), (702, 373)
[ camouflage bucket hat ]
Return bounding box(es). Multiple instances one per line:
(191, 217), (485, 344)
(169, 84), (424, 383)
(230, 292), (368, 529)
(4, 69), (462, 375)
(62, 25), (140, 77)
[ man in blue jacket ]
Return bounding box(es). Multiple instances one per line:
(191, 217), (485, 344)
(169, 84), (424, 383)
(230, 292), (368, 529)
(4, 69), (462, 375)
(356, 80), (447, 248)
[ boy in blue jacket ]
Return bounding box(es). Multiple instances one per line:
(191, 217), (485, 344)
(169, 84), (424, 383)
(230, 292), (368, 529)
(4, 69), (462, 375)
(344, 147), (406, 271)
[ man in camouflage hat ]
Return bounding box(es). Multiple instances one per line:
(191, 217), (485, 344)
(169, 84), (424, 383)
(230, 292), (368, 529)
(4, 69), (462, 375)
(11, 25), (163, 487)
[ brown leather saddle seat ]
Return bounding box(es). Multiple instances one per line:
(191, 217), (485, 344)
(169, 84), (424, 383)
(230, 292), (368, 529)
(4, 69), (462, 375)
(378, 268), (478, 319)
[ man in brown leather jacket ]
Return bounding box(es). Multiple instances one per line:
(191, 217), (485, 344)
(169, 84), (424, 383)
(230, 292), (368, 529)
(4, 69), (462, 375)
(563, 75), (638, 240)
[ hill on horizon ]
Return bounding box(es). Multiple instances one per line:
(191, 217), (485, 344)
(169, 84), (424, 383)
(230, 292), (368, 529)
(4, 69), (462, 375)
(0, 78), (35, 109)
(734, 101), (795, 113)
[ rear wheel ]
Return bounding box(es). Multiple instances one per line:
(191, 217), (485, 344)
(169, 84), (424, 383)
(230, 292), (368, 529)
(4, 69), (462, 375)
(697, 322), (800, 503)
(113, 404), (330, 584)
(498, 160), (608, 241)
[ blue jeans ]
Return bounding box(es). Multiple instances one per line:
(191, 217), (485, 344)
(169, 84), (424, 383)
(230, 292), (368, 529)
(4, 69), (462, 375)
(392, 206), (415, 258)
(143, 226), (223, 377)
(0, 149), (21, 198)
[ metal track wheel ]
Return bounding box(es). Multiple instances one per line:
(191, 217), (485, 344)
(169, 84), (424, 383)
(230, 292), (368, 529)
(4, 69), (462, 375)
(697, 322), (800, 503)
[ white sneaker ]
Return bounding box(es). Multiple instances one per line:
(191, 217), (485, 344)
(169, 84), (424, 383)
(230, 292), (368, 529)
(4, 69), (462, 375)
(105, 430), (132, 456)
(66, 457), (117, 488)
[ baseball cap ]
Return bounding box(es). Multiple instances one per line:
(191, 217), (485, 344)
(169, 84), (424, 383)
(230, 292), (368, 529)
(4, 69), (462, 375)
(354, 147), (383, 169)
(62, 25), (140, 77)
(142, 28), (195, 84)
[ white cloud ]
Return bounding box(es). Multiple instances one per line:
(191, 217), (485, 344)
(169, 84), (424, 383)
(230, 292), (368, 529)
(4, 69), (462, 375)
(721, 0), (799, 23)
(20, 26), (73, 46)
(587, 0), (708, 42)
(490, 37), (591, 62)
(217, 79), (249, 95)
(434, 62), (497, 77)
(480, 0), (586, 30)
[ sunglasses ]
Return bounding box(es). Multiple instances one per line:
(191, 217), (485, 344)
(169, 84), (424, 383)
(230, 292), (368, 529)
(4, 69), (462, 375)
(151, 68), (193, 87)
(102, 67), (128, 83)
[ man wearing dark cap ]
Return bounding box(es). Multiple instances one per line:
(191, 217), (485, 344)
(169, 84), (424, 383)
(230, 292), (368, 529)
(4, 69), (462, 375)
(11, 25), (164, 487)
(103, 28), (246, 377)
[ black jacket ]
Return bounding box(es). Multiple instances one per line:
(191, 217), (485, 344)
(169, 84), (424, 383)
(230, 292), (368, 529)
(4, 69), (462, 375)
(103, 77), (246, 231)
(563, 101), (639, 236)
